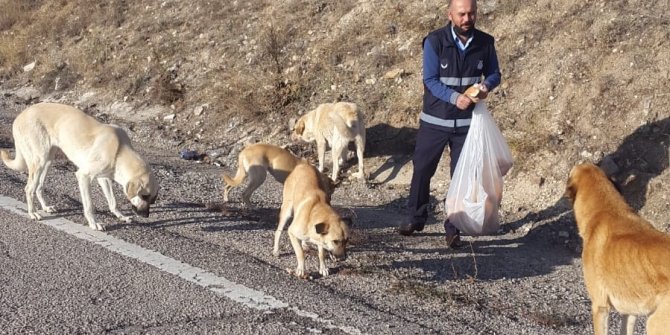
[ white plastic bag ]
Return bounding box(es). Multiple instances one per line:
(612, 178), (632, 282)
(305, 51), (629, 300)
(445, 101), (513, 236)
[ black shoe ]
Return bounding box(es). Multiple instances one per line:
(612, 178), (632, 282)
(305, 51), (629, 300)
(398, 222), (425, 236)
(444, 220), (464, 249)
(444, 231), (464, 249)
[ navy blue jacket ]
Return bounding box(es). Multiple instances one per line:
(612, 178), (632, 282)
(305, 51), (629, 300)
(422, 24), (501, 127)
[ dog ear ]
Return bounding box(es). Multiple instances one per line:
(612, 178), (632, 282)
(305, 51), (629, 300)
(318, 172), (338, 195)
(564, 182), (577, 205)
(294, 119), (305, 135)
(149, 193), (158, 204)
(314, 222), (329, 235)
(565, 165), (582, 205)
(125, 180), (140, 198)
(330, 178), (341, 188)
(148, 174), (159, 204)
(608, 176), (623, 195)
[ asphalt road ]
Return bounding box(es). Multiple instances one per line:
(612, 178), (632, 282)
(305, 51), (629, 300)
(0, 98), (609, 335)
(0, 160), (410, 335)
(0, 124), (423, 334)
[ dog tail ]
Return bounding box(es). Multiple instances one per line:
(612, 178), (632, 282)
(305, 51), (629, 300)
(0, 148), (27, 172)
(222, 160), (247, 202)
(222, 161), (247, 188)
(330, 103), (362, 139)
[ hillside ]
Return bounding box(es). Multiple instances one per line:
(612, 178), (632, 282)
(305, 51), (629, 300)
(1, 0), (669, 226)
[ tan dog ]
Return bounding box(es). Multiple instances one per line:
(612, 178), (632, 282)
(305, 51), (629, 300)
(566, 162), (670, 335)
(0, 103), (159, 230)
(292, 102), (366, 181)
(273, 162), (350, 277)
(222, 143), (335, 207)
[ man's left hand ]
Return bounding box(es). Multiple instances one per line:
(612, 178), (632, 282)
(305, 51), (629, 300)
(477, 84), (489, 100)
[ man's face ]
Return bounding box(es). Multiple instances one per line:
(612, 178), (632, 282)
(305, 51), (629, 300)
(448, 0), (477, 36)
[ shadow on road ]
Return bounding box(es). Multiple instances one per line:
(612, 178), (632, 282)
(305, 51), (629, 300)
(352, 117), (670, 282)
(365, 123), (417, 183)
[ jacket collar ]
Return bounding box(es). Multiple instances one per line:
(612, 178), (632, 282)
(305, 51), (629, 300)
(444, 23), (484, 49)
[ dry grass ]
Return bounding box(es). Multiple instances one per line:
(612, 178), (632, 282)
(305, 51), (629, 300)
(0, 0), (420, 121)
(506, 133), (553, 167)
(0, 0), (40, 31)
(0, 35), (28, 73)
(388, 279), (480, 307)
(526, 309), (580, 328)
(0, 0), (668, 190)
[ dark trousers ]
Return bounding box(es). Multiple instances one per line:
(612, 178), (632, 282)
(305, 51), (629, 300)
(407, 122), (469, 226)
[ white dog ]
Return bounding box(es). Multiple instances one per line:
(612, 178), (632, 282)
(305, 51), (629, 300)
(0, 103), (159, 230)
(292, 102), (366, 181)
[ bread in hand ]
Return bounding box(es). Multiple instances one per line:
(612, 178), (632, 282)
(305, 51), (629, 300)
(463, 84), (480, 103)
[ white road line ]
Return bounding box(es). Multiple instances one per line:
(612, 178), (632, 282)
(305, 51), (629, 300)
(0, 195), (286, 310)
(0, 195), (362, 334)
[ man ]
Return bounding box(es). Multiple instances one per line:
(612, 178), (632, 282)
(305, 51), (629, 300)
(399, 0), (501, 248)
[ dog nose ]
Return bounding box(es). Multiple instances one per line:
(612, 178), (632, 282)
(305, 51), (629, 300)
(132, 205), (150, 218)
(329, 251), (347, 262)
(335, 253), (347, 262)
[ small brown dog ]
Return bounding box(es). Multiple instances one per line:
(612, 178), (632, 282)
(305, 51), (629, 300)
(273, 162), (350, 277)
(566, 162), (670, 335)
(222, 143), (334, 207)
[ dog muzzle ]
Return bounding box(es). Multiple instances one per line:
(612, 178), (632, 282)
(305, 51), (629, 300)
(290, 133), (303, 142)
(130, 196), (150, 218)
(329, 251), (347, 262)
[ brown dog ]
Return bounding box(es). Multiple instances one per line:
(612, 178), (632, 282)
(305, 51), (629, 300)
(292, 102), (365, 182)
(566, 162), (670, 335)
(222, 143), (335, 207)
(273, 162), (350, 277)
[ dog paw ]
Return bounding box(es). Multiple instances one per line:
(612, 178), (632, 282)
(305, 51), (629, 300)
(286, 268), (312, 280)
(350, 171), (366, 180)
(118, 215), (133, 223)
(272, 249), (280, 257)
(42, 206), (57, 213)
(319, 266), (330, 277)
(90, 223), (106, 231)
(29, 212), (42, 220)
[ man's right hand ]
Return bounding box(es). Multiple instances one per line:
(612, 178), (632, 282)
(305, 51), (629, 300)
(456, 94), (474, 110)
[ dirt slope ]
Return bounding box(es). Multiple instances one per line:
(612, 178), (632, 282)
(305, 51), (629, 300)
(2, 0), (668, 225)
(1, 2), (670, 243)
(1, 1), (670, 332)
